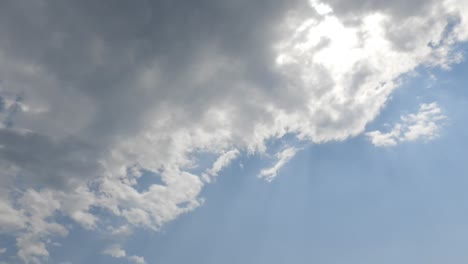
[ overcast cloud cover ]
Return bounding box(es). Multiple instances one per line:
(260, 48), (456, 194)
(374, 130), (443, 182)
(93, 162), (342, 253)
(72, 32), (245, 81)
(0, 0), (467, 263)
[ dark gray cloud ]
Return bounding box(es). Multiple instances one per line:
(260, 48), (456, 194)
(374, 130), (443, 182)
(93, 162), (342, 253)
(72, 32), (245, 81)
(1, 0), (306, 135)
(0, 129), (101, 190)
(0, 0), (303, 188)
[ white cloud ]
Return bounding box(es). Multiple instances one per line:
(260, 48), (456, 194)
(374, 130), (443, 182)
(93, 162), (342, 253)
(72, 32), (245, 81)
(0, 248), (6, 254)
(0, 199), (26, 233)
(102, 244), (126, 258)
(0, 0), (467, 262)
(108, 225), (133, 237)
(259, 147), (298, 181)
(15, 189), (68, 264)
(365, 125), (401, 147)
(17, 236), (50, 264)
(203, 149), (240, 182)
(128, 255), (147, 264)
(366, 102), (446, 147)
(103, 245), (146, 264)
(310, 0), (334, 15)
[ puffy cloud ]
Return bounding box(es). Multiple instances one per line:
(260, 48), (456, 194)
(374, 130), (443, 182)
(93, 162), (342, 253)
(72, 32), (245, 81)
(366, 126), (401, 147)
(402, 103), (447, 141)
(0, 199), (26, 233)
(0, 0), (466, 262)
(366, 102), (446, 147)
(15, 190), (68, 264)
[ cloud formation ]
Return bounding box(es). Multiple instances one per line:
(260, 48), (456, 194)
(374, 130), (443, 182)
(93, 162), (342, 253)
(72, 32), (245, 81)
(0, 0), (467, 262)
(366, 102), (447, 147)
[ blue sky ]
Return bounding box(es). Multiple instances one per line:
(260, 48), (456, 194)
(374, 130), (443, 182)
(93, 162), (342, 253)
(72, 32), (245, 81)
(1, 1), (468, 264)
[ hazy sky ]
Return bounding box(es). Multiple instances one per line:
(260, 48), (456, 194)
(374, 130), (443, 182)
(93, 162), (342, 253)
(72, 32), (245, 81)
(1, 1), (468, 263)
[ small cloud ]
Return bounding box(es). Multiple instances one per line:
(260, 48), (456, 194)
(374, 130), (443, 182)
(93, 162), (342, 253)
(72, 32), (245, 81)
(108, 225), (133, 237)
(103, 245), (146, 264)
(128, 255), (146, 264)
(102, 244), (126, 258)
(0, 248), (6, 254)
(366, 102), (446, 147)
(203, 149), (239, 182)
(309, 0), (333, 15)
(259, 147), (298, 181)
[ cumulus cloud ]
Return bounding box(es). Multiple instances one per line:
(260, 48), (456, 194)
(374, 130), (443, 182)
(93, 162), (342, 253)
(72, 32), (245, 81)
(15, 189), (69, 264)
(0, 0), (467, 262)
(366, 102), (447, 147)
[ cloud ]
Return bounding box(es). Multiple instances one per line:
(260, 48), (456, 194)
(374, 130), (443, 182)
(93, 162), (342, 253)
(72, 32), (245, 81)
(366, 102), (447, 147)
(0, 199), (26, 233)
(0, 0), (467, 262)
(108, 225), (133, 237)
(102, 244), (126, 258)
(0, 248), (6, 254)
(128, 255), (147, 264)
(102, 245), (146, 264)
(259, 147), (298, 181)
(203, 149), (240, 182)
(15, 189), (69, 264)
(0, 129), (102, 190)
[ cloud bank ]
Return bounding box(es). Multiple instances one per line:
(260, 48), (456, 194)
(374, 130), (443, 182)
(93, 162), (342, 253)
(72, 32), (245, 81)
(0, 0), (467, 262)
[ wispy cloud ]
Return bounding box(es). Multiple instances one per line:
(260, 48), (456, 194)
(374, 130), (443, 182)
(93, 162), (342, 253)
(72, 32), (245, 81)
(102, 244), (126, 258)
(203, 149), (240, 182)
(366, 102), (447, 147)
(259, 147), (299, 181)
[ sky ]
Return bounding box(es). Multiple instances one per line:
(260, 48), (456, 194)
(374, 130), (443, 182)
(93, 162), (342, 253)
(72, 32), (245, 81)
(0, 0), (468, 263)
